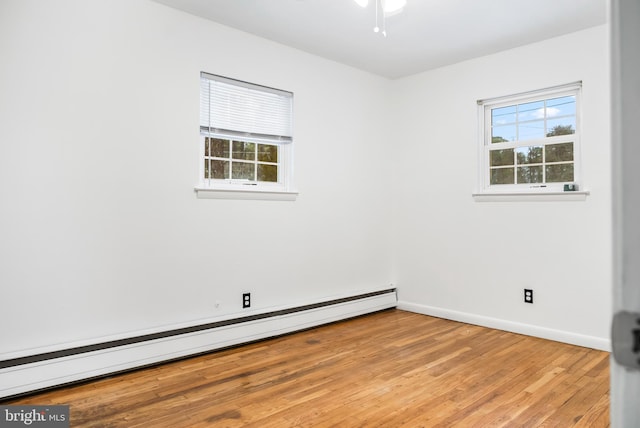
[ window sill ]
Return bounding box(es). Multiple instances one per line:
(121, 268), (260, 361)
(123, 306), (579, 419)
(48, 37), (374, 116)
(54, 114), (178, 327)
(195, 186), (298, 201)
(472, 190), (589, 202)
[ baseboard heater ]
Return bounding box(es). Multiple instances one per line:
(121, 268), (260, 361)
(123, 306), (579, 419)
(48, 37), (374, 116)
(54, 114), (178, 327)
(0, 288), (396, 400)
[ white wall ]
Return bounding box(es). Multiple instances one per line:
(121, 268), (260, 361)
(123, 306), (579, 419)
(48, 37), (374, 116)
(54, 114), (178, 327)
(391, 25), (612, 349)
(0, 0), (393, 356)
(0, 0), (612, 363)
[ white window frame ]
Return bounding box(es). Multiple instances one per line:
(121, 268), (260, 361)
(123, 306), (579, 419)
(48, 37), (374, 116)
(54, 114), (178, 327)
(196, 72), (297, 201)
(475, 82), (589, 201)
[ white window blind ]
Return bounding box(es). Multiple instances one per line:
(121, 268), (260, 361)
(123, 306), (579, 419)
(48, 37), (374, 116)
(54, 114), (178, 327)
(200, 72), (293, 143)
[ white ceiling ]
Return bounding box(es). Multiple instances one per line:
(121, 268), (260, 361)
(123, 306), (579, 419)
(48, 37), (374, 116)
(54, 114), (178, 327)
(153, 0), (607, 79)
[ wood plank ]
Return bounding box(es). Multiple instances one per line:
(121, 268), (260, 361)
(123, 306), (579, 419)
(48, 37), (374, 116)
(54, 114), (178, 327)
(2, 309), (610, 427)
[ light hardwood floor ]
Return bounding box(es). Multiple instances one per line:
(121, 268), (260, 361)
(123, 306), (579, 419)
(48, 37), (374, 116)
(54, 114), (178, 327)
(4, 309), (610, 427)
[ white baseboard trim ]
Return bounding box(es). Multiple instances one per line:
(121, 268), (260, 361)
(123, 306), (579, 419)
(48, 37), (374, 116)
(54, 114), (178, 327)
(0, 289), (396, 399)
(397, 301), (611, 352)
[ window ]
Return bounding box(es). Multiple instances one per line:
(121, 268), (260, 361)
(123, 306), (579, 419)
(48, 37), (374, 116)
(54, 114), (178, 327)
(198, 72), (295, 198)
(478, 82), (582, 195)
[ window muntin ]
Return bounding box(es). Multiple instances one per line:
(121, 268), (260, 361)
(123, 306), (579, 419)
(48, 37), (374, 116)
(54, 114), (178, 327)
(203, 137), (279, 183)
(199, 73), (293, 192)
(481, 83), (581, 192)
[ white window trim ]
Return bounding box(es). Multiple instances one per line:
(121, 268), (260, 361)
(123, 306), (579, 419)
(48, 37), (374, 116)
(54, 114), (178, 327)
(196, 73), (297, 200)
(474, 82), (588, 201)
(195, 134), (297, 200)
(472, 190), (589, 202)
(195, 187), (299, 201)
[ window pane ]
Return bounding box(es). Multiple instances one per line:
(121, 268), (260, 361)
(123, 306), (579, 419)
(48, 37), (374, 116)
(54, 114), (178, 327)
(208, 138), (230, 158)
(492, 105), (516, 126)
(517, 166), (543, 183)
(490, 168), (514, 185)
(518, 120), (545, 140)
(491, 125), (516, 143)
(546, 96), (576, 116)
(546, 142), (574, 163)
(211, 160), (229, 179)
(232, 162), (255, 180)
(516, 146), (543, 165)
(258, 144), (278, 163)
(490, 149), (514, 167)
(232, 141), (256, 160)
(204, 159), (209, 179)
(546, 118), (576, 136)
(257, 164), (278, 182)
(546, 163), (574, 182)
(518, 100), (544, 122)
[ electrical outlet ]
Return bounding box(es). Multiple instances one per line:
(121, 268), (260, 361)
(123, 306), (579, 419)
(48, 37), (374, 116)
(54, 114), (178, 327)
(524, 289), (533, 304)
(242, 293), (251, 308)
